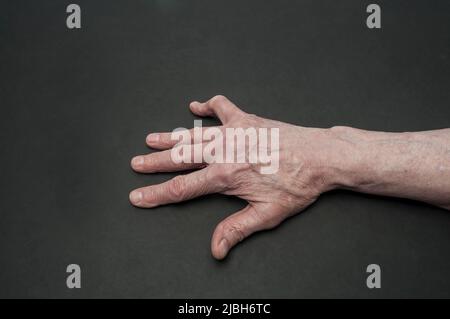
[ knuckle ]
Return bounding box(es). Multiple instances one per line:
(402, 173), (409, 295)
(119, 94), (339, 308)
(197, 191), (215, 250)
(212, 165), (235, 185)
(142, 190), (155, 205)
(209, 95), (227, 108)
(168, 175), (187, 199)
(223, 222), (246, 243)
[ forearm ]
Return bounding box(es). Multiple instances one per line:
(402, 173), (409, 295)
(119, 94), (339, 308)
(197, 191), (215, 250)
(326, 126), (450, 210)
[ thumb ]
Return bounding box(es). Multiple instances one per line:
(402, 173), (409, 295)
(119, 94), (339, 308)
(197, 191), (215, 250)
(211, 204), (284, 260)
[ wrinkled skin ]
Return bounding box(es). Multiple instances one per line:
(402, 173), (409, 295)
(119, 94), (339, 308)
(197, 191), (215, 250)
(130, 95), (450, 259)
(129, 95), (334, 259)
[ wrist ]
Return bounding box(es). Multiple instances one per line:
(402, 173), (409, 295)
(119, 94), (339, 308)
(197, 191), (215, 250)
(294, 126), (364, 193)
(320, 126), (373, 191)
(292, 125), (392, 194)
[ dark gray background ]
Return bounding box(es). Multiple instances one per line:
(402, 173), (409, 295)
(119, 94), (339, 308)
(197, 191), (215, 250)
(1, 0), (450, 298)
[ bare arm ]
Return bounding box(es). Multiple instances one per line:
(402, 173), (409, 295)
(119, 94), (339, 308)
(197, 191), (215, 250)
(329, 126), (450, 210)
(129, 96), (450, 259)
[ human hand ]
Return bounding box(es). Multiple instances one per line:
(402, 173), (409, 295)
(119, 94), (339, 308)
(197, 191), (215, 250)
(129, 95), (345, 259)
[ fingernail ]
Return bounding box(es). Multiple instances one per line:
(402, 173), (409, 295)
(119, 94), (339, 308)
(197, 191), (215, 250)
(218, 238), (229, 258)
(129, 191), (143, 205)
(132, 156), (144, 167)
(146, 133), (159, 144)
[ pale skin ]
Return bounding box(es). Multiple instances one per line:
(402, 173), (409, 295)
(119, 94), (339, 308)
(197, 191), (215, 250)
(129, 95), (450, 260)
